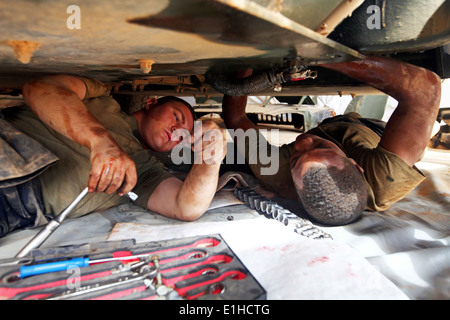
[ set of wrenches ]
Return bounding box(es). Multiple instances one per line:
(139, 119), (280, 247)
(233, 187), (332, 240)
(0, 235), (266, 300)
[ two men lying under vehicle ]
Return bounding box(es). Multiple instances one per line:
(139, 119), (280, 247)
(0, 55), (440, 237)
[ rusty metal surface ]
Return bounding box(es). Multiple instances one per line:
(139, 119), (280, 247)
(330, 0), (450, 54)
(130, 0), (364, 64)
(0, 0), (447, 96)
(0, 0), (363, 93)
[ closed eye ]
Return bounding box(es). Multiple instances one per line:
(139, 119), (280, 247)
(313, 140), (335, 149)
(315, 143), (331, 149)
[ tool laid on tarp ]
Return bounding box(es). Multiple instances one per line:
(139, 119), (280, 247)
(0, 235), (265, 300)
(234, 186), (332, 240)
(15, 187), (138, 258)
(18, 252), (156, 278)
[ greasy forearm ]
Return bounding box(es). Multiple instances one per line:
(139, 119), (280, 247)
(173, 120), (226, 220)
(175, 163), (221, 221)
(22, 76), (137, 194)
(222, 95), (256, 133)
(321, 56), (441, 111)
(147, 120), (225, 221)
(322, 56), (441, 166)
(221, 69), (255, 132)
(22, 77), (117, 152)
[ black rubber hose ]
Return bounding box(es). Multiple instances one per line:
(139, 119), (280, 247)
(205, 69), (282, 96)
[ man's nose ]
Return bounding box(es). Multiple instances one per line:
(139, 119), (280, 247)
(171, 127), (190, 144)
(171, 123), (182, 133)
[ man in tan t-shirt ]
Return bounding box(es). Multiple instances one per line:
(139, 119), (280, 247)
(2, 75), (226, 234)
(222, 56), (441, 226)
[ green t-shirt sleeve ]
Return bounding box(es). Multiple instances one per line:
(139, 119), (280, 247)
(76, 76), (110, 100)
(356, 145), (425, 211)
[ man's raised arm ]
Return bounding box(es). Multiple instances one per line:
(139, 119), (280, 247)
(146, 120), (226, 221)
(321, 56), (441, 166)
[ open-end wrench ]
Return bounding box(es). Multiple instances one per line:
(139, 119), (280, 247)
(46, 262), (157, 300)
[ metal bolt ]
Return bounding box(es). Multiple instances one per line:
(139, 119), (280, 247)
(273, 83), (282, 92)
(151, 255), (163, 287)
(151, 255), (175, 297)
(138, 59), (155, 74)
(156, 285), (169, 296)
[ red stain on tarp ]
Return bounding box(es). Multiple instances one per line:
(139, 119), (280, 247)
(257, 246), (275, 251)
(308, 256), (329, 266)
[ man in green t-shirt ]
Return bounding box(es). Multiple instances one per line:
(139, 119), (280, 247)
(1, 75), (226, 236)
(222, 56), (441, 226)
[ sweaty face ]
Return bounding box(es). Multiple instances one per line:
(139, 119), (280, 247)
(140, 100), (194, 152)
(289, 134), (348, 190)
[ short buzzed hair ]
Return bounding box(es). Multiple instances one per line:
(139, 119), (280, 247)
(156, 96), (197, 122)
(114, 94), (196, 122)
(296, 159), (367, 226)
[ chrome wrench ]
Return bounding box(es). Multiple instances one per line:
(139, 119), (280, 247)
(15, 188), (138, 258)
(47, 261), (157, 300)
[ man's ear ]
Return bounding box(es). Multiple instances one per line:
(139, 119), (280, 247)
(145, 97), (158, 109)
(348, 158), (364, 174)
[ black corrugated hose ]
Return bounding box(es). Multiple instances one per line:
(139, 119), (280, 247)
(205, 69), (289, 96)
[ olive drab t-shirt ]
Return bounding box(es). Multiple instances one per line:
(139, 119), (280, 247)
(4, 77), (172, 218)
(238, 113), (425, 212)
